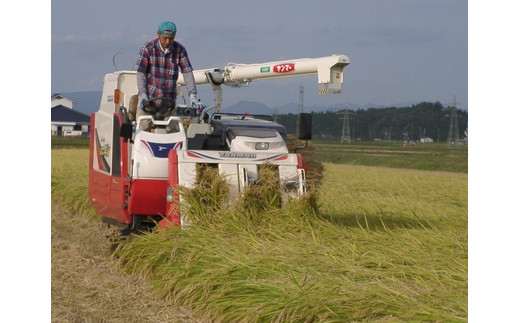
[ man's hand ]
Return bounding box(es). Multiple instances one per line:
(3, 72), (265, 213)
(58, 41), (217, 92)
(190, 93), (205, 111)
(139, 94), (149, 110)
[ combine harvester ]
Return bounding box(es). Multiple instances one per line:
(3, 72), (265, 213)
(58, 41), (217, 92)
(89, 54), (350, 234)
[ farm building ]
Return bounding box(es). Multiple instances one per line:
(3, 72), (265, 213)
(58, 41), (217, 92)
(420, 137), (434, 143)
(51, 94), (90, 137)
(51, 93), (75, 109)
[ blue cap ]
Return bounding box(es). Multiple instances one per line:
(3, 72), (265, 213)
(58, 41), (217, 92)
(158, 21), (176, 36)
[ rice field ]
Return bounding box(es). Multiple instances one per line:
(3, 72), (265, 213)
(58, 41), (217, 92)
(51, 143), (468, 322)
(314, 141), (468, 173)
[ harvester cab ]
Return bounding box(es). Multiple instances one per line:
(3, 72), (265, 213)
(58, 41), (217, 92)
(89, 54), (350, 234)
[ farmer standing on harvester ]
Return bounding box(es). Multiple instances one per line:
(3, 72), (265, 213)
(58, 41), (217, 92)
(135, 21), (205, 129)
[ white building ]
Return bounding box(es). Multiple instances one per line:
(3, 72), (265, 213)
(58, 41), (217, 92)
(51, 93), (76, 109)
(51, 94), (90, 137)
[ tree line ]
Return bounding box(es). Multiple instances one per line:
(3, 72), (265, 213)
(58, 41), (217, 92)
(275, 101), (468, 142)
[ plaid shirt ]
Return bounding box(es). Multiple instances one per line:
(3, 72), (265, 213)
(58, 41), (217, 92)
(135, 39), (193, 99)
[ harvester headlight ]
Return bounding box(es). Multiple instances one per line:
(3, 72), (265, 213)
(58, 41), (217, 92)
(255, 142), (269, 150)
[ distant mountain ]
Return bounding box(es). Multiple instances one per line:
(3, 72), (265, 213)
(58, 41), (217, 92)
(222, 102), (392, 115)
(57, 91), (421, 116)
(222, 101), (275, 115)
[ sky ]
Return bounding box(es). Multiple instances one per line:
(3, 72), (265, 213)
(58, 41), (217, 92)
(51, 0), (468, 110)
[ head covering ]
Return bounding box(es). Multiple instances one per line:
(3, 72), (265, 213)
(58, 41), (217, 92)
(158, 21), (177, 36)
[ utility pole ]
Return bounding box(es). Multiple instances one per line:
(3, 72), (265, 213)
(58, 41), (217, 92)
(299, 85), (304, 114)
(297, 85), (304, 132)
(447, 96), (460, 146)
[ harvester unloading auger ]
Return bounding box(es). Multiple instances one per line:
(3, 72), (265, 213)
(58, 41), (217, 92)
(89, 54), (350, 235)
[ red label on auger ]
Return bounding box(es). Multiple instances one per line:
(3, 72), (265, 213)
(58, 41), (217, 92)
(273, 63), (295, 73)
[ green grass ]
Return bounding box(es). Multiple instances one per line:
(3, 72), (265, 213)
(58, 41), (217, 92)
(314, 141), (468, 173)
(51, 136), (89, 149)
(52, 145), (468, 322)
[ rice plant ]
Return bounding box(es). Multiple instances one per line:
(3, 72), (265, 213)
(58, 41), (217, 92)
(115, 163), (467, 322)
(51, 147), (467, 322)
(51, 149), (96, 217)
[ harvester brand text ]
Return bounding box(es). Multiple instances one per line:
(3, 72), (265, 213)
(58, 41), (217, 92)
(218, 152), (257, 159)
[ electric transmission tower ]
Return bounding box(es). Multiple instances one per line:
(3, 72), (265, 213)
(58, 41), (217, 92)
(337, 104), (352, 143)
(447, 96), (460, 146)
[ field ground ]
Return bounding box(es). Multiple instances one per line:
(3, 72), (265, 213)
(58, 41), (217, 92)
(52, 203), (198, 322)
(51, 141), (467, 321)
